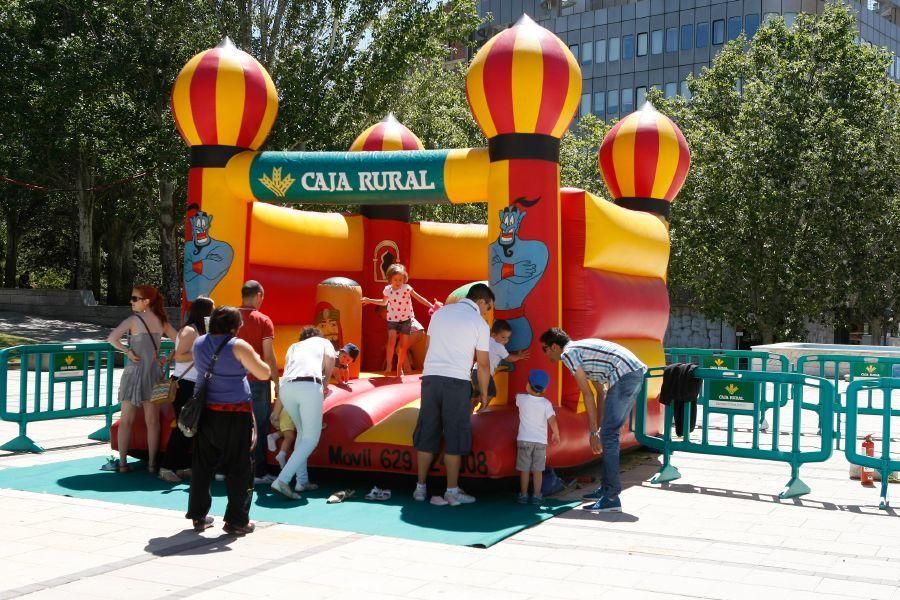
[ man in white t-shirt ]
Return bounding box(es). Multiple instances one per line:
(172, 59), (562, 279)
(412, 283), (495, 506)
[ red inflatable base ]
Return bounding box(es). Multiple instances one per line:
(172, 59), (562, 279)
(112, 378), (662, 478)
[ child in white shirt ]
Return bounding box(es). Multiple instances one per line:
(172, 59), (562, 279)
(472, 319), (529, 412)
(516, 369), (560, 505)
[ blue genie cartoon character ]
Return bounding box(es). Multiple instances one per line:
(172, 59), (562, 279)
(183, 203), (234, 300)
(488, 199), (548, 351)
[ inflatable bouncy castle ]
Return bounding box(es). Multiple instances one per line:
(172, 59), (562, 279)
(113, 15), (689, 479)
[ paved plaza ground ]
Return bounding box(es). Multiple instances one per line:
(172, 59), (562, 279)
(3, 311), (900, 599)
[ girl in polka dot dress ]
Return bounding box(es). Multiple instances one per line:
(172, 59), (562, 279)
(362, 263), (435, 377)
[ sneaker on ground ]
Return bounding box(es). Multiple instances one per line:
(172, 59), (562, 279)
(531, 494), (543, 505)
(294, 482), (319, 492)
(444, 489), (475, 506)
(583, 496), (622, 512)
(254, 474), (276, 485)
(413, 487), (427, 501)
(271, 479), (302, 500)
(429, 495), (449, 506)
(214, 473), (226, 482)
(516, 493), (528, 504)
(582, 487), (603, 500)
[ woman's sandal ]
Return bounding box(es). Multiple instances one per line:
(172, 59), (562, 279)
(192, 516), (214, 532)
(147, 462), (158, 474)
(158, 469), (181, 483)
(117, 463), (131, 473)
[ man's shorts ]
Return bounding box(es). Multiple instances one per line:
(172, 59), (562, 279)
(470, 368), (497, 399)
(516, 441), (547, 472)
(413, 375), (473, 455)
(279, 411), (295, 433)
(387, 319), (412, 335)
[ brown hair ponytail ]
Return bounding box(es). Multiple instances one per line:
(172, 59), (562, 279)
(134, 284), (168, 326)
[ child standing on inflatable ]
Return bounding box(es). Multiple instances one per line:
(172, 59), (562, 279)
(473, 318), (530, 413)
(362, 263), (435, 377)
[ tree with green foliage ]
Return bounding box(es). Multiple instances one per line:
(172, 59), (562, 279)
(659, 2), (900, 343)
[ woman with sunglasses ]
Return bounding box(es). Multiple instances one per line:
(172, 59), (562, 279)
(107, 285), (178, 473)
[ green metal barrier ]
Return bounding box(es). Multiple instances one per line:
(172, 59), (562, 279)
(665, 347), (790, 373)
(0, 340), (174, 452)
(665, 347), (791, 432)
(796, 354), (900, 450)
(636, 367), (834, 498)
(843, 378), (900, 510)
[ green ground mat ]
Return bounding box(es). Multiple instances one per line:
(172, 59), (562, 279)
(0, 457), (579, 547)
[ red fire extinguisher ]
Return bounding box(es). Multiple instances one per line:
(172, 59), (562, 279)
(861, 434), (875, 487)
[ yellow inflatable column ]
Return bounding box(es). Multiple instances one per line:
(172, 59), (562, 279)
(315, 278), (363, 379)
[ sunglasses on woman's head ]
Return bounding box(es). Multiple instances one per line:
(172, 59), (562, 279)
(130, 296), (145, 302)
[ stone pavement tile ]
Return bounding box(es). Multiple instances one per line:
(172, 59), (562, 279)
(25, 515), (131, 537)
(693, 542), (773, 564)
(217, 577), (343, 599)
(740, 568), (822, 591)
(155, 548), (271, 573)
(11, 547), (121, 573)
(596, 587), (694, 600)
(407, 581), (532, 600)
(491, 573), (601, 599)
(825, 556), (900, 581)
(567, 564), (653, 588)
(114, 561), (224, 587)
(628, 573), (719, 598)
(170, 590), (248, 600)
(26, 574), (182, 600)
(815, 576), (898, 600)
(19, 589), (98, 600)
(468, 554), (580, 579)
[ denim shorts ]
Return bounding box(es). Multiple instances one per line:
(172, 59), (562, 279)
(387, 319), (412, 335)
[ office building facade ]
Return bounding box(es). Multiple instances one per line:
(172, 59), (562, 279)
(475, 0), (900, 121)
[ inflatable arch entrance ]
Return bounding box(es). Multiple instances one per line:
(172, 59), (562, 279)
(116, 15), (690, 478)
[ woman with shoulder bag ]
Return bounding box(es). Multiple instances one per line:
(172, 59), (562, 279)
(107, 285), (178, 473)
(186, 306), (270, 535)
(159, 297), (214, 484)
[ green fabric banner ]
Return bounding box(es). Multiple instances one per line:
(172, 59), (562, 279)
(249, 150), (450, 204)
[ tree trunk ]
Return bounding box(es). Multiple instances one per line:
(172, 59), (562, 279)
(75, 157), (95, 291)
(157, 177), (180, 306)
(91, 216), (102, 301)
(869, 316), (884, 346)
(3, 225), (17, 289)
(758, 322), (775, 345)
(105, 218), (124, 304)
(121, 225), (137, 302)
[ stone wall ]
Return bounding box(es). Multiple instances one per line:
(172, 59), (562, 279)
(0, 289), (180, 327)
(663, 306), (738, 350)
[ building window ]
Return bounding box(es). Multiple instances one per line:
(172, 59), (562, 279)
(745, 13), (760, 39)
(580, 93), (591, 116)
(607, 89), (619, 118)
(712, 19), (725, 45)
(569, 44), (579, 59)
(664, 82), (676, 98)
(595, 39), (607, 63)
(666, 27), (678, 52)
(651, 29), (663, 54)
(637, 32), (648, 57)
(727, 16), (742, 41)
(763, 11), (778, 23)
(594, 91), (606, 115)
(696, 21), (709, 48)
(681, 24), (693, 51)
(582, 43), (593, 65)
(636, 86), (647, 107)
(622, 34), (634, 60)
(621, 88), (634, 114)
(783, 12), (796, 28)
(609, 37), (620, 61)
(680, 80), (691, 99)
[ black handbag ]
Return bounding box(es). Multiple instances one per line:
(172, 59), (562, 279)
(178, 335), (232, 438)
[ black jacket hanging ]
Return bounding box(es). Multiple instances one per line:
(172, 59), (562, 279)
(659, 363), (701, 436)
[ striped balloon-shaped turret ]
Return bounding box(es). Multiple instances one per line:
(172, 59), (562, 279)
(171, 37), (278, 153)
(350, 114), (424, 152)
(598, 102), (690, 219)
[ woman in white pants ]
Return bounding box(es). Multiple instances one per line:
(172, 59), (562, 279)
(270, 327), (336, 499)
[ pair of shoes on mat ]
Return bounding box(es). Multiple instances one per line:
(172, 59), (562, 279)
(430, 489), (476, 507)
(271, 479), (302, 500)
(516, 493), (529, 504)
(223, 522), (255, 535)
(192, 516), (213, 532)
(365, 486), (391, 501)
(294, 482), (319, 492)
(159, 469), (181, 483)
(254, 474), (276, 485)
